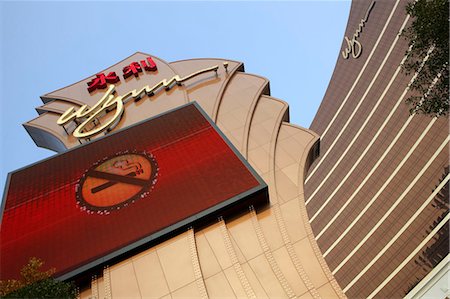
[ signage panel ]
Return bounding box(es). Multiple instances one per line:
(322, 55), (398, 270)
(0, 103), (268, 280)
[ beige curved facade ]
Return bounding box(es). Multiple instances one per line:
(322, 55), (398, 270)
(24, 53), (344, 298)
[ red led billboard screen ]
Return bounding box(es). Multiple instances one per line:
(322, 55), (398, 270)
(0, 103), (267, 280)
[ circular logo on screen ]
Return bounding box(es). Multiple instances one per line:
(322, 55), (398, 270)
(76, 152), (158, 215)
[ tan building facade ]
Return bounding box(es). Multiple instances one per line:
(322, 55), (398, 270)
(21, 53), (345, 298)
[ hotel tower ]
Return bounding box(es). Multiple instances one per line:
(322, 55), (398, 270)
(305, 0), (449, 297)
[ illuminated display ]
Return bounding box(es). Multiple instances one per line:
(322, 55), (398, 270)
(0, 103), (268, 281)
(76, 152), (158, 214)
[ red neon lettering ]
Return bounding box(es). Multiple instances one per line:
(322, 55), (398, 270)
(141, 57), (157, 72)
(123, 62), (142, 79)
(87, 72), (120, 93)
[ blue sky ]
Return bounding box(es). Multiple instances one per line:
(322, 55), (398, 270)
(0, 1), (350, 197)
